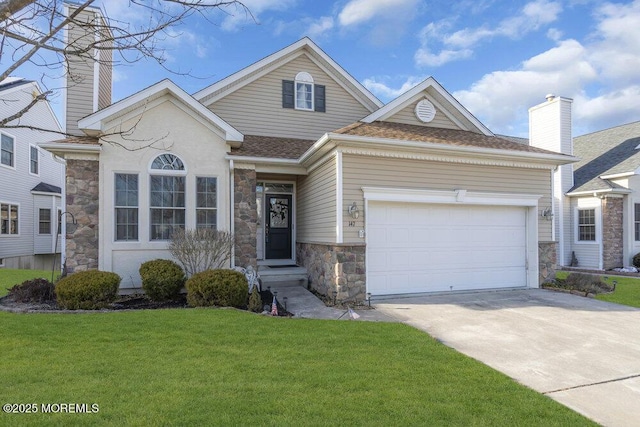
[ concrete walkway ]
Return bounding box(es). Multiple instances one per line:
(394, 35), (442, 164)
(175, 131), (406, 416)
(373, 289), (640, 427)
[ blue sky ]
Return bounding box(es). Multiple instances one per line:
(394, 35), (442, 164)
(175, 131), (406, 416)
(16, 0), (640, 137)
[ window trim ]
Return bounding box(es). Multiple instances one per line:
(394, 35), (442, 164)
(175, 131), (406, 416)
(114, 173), (139, 242)
(576, 207), (598, 243)
(149, 154), (187, 241)
(0, 202), (19, 236)
(29, 144), (39, 176)
(1, 132), (16, 170)
(38, 208), (51, 235)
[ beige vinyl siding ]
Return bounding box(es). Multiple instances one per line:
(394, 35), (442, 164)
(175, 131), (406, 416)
(65, 8), (98, 135)
(296, 157), (337, 243)
(97, 22), (112, 110)
(341, 154), (552, 243)
(209, 55), (371, 140)
(385, 102), (460, 129)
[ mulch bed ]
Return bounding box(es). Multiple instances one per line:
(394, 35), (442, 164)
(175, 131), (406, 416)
(0, 290), (292, 316)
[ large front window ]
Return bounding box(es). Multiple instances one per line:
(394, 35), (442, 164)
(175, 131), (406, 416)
(150, 154), (185, 240)
(115, 173), (139, 241)
(578, 209), (596, 241)
(1, 203), (18, 234)
(196, 177), (217, 229)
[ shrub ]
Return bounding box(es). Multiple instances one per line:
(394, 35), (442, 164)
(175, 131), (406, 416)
(565, 272), (613, 294)
(169, 228), (235, 277)
(248, 286), (262, 313)
(8, 278), (55, 303)
(633, 253), (640, 268)
(139, 259), (185, 302)
(55, 270), (120, 310)
(186, 269), (248, 308)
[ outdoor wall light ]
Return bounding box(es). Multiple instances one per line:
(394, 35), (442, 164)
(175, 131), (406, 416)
(541, 207), (554, 221)
(348, 202), (359, 219)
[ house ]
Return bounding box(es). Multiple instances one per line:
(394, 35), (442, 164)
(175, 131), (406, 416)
(547, 119), (640, 270)
(0, 77), (65, 270)
(41, 7), (576, 298)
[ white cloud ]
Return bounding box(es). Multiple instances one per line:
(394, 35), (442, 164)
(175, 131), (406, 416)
(415, 0), (562, 67)
(338, 0), (418, 27)
(305, 16), (335, 39)
(363, 76), (428, 102)
(221, 0), (296, 31)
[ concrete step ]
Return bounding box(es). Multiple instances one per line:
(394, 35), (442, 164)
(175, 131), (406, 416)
(258, 265), (308, 288)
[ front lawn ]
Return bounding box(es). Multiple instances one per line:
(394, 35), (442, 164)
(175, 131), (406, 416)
(555, 271), (640, 308)
(0, 269), (52, 297)
(0, 309), (593, 426)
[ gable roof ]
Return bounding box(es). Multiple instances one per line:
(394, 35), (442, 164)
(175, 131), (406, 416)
(78, 79), (243, 143)
(230, 135), (315, 159)
(361, 77), (493, 136)
(193, 37), (382, 112)
(569, 121), (640, 194)
(31, 182), (62, 194)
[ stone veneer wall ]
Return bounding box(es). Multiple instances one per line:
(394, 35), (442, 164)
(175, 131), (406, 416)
(65, 159), (99, 273)
(538, 241), (557, 284)
(234, 168), (257, 268)
(296, 242), (366, 301)
(602, 196), (624, 270)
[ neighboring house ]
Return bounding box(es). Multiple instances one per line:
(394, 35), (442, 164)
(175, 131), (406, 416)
(42, 8), (576, 297)
(560, 121), (640, 270)
(0, 77), (65, 270)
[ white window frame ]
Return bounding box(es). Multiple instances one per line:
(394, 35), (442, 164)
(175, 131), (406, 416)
(575, 207), (598, 243)
(195, 176), (218, 229)
(0, 202), (19, 236)
(29, 144), (39, 176)
(114, 173), (139, 242)
(294, 71), (314, 111)
(38, 208), (51, 235)
(1, 132), (16, 169)
(149, 154), (187, 241)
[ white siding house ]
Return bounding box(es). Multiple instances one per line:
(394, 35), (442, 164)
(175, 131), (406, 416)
(0, 78), (65, 270)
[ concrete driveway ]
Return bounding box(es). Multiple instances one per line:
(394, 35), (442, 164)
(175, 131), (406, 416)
(374, 289), (640, 427)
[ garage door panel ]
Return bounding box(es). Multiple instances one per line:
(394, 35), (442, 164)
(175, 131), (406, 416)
(367, 201), (528, 295)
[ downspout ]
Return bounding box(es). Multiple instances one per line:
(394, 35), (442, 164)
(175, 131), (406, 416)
(230, 159), (235, 268)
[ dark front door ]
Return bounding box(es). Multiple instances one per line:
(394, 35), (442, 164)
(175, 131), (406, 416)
(265, 194), (292, 259)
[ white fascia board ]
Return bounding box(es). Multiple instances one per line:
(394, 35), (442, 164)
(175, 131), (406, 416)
(567, 188), (632, 197)
(328, 133), (578, 165)
(602, 171), (636, 180)
(361, 77), (493, 136)
(194, 37), (382, 109)
(79, 79), (244, 142)
(362, 187), (542, 207)
(226, 155), (307, 175)
(39, 142), (101, 158)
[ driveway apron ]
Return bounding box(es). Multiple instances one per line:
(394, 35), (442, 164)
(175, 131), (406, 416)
(374, 289), (640, 427)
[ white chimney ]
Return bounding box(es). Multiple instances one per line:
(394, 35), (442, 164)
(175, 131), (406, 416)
(529, 95), (573, 266)
(63, 3), (112, 136)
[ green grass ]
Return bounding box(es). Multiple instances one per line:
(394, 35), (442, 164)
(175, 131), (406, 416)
(555, 271), (640, 308)
(0, 309), (593, 426)
(0, 268), (53, 297)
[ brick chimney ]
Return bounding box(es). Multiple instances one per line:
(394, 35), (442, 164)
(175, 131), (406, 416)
(529, 95), (573, 266)
(64, 3), (112, 135)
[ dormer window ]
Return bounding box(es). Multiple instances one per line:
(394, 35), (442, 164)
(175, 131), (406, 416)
(282, 73), (326, 113)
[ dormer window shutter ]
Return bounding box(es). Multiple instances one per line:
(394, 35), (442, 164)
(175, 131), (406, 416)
(282, 80), (294, 108)
(314, 84), (325, 112)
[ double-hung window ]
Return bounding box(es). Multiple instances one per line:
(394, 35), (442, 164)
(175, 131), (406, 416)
(0, 203), (18, 234)
(39, 209), (51, 234)
(196, 177), (217, 229)
(30, 145), (39, 175)
(295, 72), (314, 110)
(1, 134), (14, 167)
(150, 154), (185, 240)
(635, 204), (640, 241)
(578, 208), (596, 241)
(115, 173), (139, 241)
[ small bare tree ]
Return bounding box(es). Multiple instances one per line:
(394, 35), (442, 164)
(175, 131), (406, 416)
(168, 228), (234, 277)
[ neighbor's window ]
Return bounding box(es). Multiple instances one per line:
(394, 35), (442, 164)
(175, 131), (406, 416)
(635, 204), (640, 241)
(39, 208), (51, 234)
(578, 208), (596, 241)
(115, 173), (139, 241)
(196, 177), (217, 229)
(150, 154), (185, 240)
(295, 72), (314, 110)
(1, 134), (14, 167)
(1, 203), (18, 234)
(30, 145), (39, 175)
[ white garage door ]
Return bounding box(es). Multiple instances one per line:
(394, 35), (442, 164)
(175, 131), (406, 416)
(367, 201), (527, 295)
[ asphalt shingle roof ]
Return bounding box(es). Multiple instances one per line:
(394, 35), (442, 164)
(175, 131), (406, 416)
(571, 121), (640, 193)
(230, 135), (316, 159)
